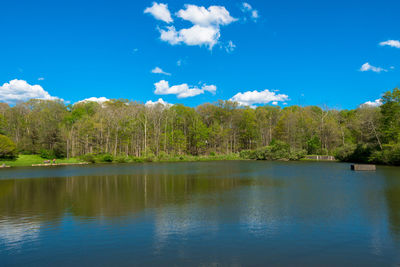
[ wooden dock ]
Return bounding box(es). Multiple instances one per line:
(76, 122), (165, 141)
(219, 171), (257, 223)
(351, 164), (376, 171)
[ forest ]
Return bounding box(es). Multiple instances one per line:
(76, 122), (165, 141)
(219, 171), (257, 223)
(0, 88), (399, 165)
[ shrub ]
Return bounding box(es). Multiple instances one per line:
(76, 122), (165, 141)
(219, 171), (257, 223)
(262, 140), (290, 160)
(81, 154), (96, 163)
(0, 134), (17, 159)
(289, 149), (307, 160)
(240, 149), (256, 159)
(115, 156), (129, 163)
(131, 157), (144, 163)
(306, 136), (321, 155)
(101, 154), (113, 162)
(334, 144), (373, 163)
(334, 144), (357, 162)
(370, 145), (400, 165)
(157, 151), (168, 160)
(40, 149), (55, 159)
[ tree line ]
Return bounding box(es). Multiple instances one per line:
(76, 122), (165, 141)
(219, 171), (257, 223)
(0, 88), (399, 165)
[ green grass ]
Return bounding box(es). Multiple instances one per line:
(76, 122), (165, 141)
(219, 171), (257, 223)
(0, 153), (242, 167)
(0, 155), (81, 167)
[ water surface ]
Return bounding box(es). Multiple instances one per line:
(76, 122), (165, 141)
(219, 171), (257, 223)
(0, 161), (399, 266)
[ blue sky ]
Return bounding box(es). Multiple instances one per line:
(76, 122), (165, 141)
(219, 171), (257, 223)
(0, 0), (399, 109)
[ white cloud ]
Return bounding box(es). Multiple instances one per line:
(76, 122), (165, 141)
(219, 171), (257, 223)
(154, 80), (216, 98)
(379, 40), (400, 48)
(144, 2), (173, 23)
(360, 62), (387, 73)
(225, 41), (236, 53)
(160, 25), (220, 49)
(362, 99), (382, 107)
(76, 97), (110, 104)
(145, 98), (172, 107)
(151, 67), (171, 75)
(176, 5), (236, 27)
(0, 79), (60, 104)
(230, 89), (289, 108)
(177, 59), (182, 66)
(38, 77), (44, 81)
(150, 4), (236, 50)
(242, 2), (252, 11)
(241, 2), (259, 21)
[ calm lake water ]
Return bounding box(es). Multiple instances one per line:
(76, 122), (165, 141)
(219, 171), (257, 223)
(0, 161), (399, 266)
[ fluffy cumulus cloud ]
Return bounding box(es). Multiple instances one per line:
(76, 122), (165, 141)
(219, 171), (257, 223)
(362, 99), (383, 107)
(360, 62), (387, 73)
(0, 79), (60, 104)
(379, 40), (400, 48)
(230, 89), (289, 108)
(151, 67), (171, 75)
(144, 2), (173, 23)
(154, 80), (216, 98)
(176, 5), (236, 26)
(147, 3), (236, 50)
(241, 2), (259, 21)
(76, 97), (110, 104)
(145, 98), (172, 107)
(160, 25), (220, 48)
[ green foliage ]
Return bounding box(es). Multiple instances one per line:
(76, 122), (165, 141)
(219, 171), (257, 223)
(0, 134), (17, 159)
(307, 136), (321, 155)
(1, 87), (400, 165)
(157, 151), (168, 160)
(115, 156), (129, 163)
(80, 154), (96, 163)
(334, 144), (372, 163)
(380, 88), (400, 143)
(334, 144), (357, 161)
(370, 145), (400, 165)
(239, 149), (256, 159)
(100, 154), (114, 162)
(40, 149), (55, 159)
(240, 140), (306, 161)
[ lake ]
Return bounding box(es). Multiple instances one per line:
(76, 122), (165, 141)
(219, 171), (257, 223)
(0, 161), (399, 266)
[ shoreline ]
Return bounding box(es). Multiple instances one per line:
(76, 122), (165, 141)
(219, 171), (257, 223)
(0, 157), (341, 169)
(1, 155), (397, 168)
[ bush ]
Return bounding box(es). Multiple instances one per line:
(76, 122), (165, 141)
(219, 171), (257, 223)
(115, 156), (129, 163)
(307, 136), (321, 155)
(131, 157), (144, 163)
(334, 144), (373, 163)
(240, 141), (305, 161)
(53, 144), (66, 159)
(258, 140), (290, 160)
(39, 149), (55, 159)
(240, 149), (256, 159)
(100, 154), (113, 162)
(289, 149), (307, 160)
(334, 144), (356, 162)
(80, 154), (96, 163)
(0, 134), (17, 159)
(370, 145), (400, 165)
(157, 151), (168, 160)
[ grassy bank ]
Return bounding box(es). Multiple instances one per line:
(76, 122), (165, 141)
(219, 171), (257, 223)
(0, 155), (82, 167)
(0, 153), (242, 167)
